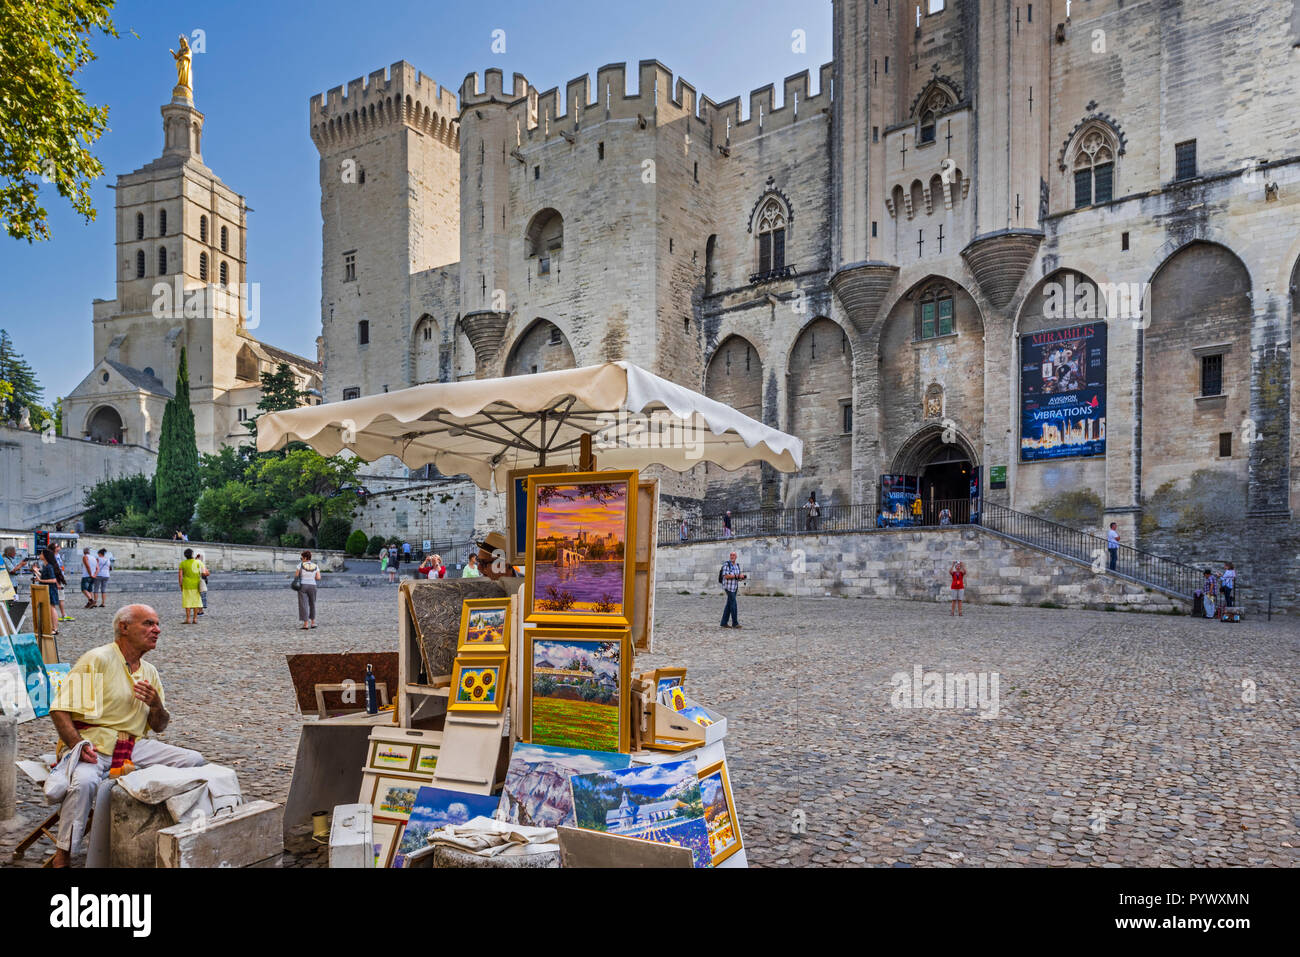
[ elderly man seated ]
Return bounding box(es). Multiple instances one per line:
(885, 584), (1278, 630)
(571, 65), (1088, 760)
(49, 603), (206, 867)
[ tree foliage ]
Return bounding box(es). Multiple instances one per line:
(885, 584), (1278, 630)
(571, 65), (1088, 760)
(318, 515), (352, 551)
(245, 361), (305, 446)
(0, 0), (121, 242)
(251, 448), (360, 544)
(0, 329), (45, 421)
(345, 529), (370, 556)
(83, 472), (153, 531)
(154, 347), (200, 531)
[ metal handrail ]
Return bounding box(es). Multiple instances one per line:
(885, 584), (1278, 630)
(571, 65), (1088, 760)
(660, 499), (1201, 598)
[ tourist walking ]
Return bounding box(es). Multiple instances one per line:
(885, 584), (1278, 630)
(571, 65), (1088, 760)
(79, 547), (97, 608)
(389, 543), (401, 580)
(194, 552), (209, 615)
(803, 492), (821, 531)
(949, 560), (966, 617)
(178, 548), (203, 624)
(722, 510), (733, 539)
(461, 553), (481, 578)
(36, 547), (69, 628)
(1221, 562), (1236, 608)
(1107, 522), (1120, 571)
(719, 550), (745, 629)
(93, 548), (110, 607)
(293, 550), (320, 629)
(938, 506), (952, 526)
(679, 519), (689, 543)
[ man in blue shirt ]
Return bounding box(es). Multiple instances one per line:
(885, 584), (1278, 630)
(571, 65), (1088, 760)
(720, 551), (745, 629)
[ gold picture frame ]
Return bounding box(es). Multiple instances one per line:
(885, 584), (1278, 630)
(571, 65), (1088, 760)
(524, 469), (639, 628)
(523, 628), (631, 754)
(372, 818), (403, 868)
(413, 744), (440, 775)
(448, 655), (509, 714)
(506, 465), (573, 565)
(698, 759), (743, 866)
(367, 739), (416, 773)
(456, 597), (512, 656)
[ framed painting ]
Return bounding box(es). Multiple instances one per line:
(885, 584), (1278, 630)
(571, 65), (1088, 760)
(698, 760), (743, 866)
(414, 744), (441, 775)
(368, 739), (416, 773)
(448, 656), (508, 714)
(5, 634), (49, 718)
(524, 470), (638, 627)
(456, 597), (512, 656)
(523, 628), (631, 754)
(568, 759), (712, 868)
(506, 465), (572, 564)
(367, 775), (426, 821)
(649, 668), (686, 706)
(371, 819), (402, 868)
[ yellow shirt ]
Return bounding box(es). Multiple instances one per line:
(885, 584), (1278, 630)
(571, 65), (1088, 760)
(51, 641), (165, 757)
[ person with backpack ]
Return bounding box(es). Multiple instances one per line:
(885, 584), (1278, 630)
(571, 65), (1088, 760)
(293, 550), (321, 629)
(719, 551), (745, 629)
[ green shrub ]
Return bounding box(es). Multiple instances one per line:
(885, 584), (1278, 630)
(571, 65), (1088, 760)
(345, 529), (370, 556)
(264, 514), (289, 541)
(318, 515), (351, 551)
(281, 532), (306, 548)
(368, 534), (387, 556)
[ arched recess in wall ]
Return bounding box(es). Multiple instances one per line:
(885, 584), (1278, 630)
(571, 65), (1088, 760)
(787, 317), (853, 507)
(86, 405), (124, 444)
(525, 209), (564, 275)
(877, 275), (984, 487)
(704, 235), (718, 296)
(503, 319), (576, 377)
(455, 325), (476, 381)
(702, 335), (765, 512)
(413, 314), (441, 384)
(1142, 241), (1252, 500)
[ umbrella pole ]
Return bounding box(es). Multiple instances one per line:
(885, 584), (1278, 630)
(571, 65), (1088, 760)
(580, 433), (595, 471)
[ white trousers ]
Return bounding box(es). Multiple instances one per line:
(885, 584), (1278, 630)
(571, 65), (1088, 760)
(56, 738), (206, 858)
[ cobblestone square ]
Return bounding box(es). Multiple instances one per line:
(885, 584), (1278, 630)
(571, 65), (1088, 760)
(4, 585), (1296, 867)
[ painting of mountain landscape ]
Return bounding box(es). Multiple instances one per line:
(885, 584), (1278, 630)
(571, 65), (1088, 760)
(529, 635), (625, 752)
(568, 759), (712, 867)
(495, 743), (631, 827)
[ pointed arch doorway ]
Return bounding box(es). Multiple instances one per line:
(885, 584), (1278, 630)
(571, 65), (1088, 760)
(887, 425), (981, 523)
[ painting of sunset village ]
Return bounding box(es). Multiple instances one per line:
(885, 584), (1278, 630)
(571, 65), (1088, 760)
(531, 480), (629, 616)
(700, 766), (741, 863)
(568, 760), (712, 868)
(529, 636), (624, 752)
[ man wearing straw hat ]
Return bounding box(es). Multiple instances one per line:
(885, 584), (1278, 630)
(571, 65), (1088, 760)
(476, 531), (521, 581)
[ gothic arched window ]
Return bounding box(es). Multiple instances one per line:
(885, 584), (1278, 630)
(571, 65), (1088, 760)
(159, 209), (167, 236)
(220, 226), (228, 252)
(136, 213), (144, 240)
(199, 252), (208, 281)
(1072, 128), (1116, 208)
(219, 261), (229, 286)
(756, 198), (787, 276)
(135, 250), (145, 278)
(916, 284), (954, 340)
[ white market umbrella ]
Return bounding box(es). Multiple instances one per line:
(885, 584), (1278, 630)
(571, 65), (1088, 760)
(256, 361), (802, 489)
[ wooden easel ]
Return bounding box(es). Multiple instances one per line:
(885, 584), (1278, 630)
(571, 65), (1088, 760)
(28, 585), (59, 663)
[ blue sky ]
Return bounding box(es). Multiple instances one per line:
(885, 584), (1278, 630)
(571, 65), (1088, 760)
(1, 0), (832, 402)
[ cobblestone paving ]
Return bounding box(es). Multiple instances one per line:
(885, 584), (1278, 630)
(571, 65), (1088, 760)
(3, 587), (1296, 867)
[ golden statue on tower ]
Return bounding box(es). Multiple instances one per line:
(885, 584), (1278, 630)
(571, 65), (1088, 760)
(170, 36), (192, 99)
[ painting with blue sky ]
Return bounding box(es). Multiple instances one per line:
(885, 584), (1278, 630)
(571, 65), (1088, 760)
(568, 759), (711, 867)
(395, 787), (499, 865)
(496, 743), (630, 827)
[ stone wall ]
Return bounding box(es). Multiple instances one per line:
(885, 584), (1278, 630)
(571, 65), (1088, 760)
(0, 427), (156, 528)
(654, 527), (1184, 613)
(345, 480), (479, 546)
(72, 535), (346, 573)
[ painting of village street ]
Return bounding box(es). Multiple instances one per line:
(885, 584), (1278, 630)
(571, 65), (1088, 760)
(569, 760), (712, 867)
(532, 481), (629, 615)
(464, 605), (506, 647)
(529, 636), (624, 752)
(699, 765), (741, 864)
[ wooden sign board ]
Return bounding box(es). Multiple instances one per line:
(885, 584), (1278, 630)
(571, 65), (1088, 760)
(632, 478), (659, 653)
(557, 826), (693, 868)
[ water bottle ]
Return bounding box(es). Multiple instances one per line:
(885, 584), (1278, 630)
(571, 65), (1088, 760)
(365, 663), (378, 715)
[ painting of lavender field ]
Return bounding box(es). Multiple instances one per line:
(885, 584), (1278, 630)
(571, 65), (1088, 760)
(495, 743), (631, 827)
(568, 759), (712, 868)
(531, 481), (629, 616)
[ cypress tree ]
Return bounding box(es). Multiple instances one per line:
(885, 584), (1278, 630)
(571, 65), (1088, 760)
(0, 329), (45, 422)
(155, 347), (201, 531)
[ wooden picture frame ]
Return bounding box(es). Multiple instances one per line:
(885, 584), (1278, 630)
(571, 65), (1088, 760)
(456, 597), (512, 656)
(647, 668), (686, 705)
(367, 739), (416, 773)
(413, 744), (440, 775)
(506, 465), (573, 565)
(371, 818), (403, 868)
(366, 775), (426, 822)
(697, 759), (744, 866)
(523, 628), (631, 754)
(646, 736), (698, 754)
(524, 470), (639, 628)
(448, 656), (508, 714)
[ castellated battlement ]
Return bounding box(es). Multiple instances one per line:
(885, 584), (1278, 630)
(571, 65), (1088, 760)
(457, 59), (833, 148)
(310, 60), (459, 152)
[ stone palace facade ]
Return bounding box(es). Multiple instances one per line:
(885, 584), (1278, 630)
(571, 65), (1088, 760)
(309, 0), (1300, 581)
